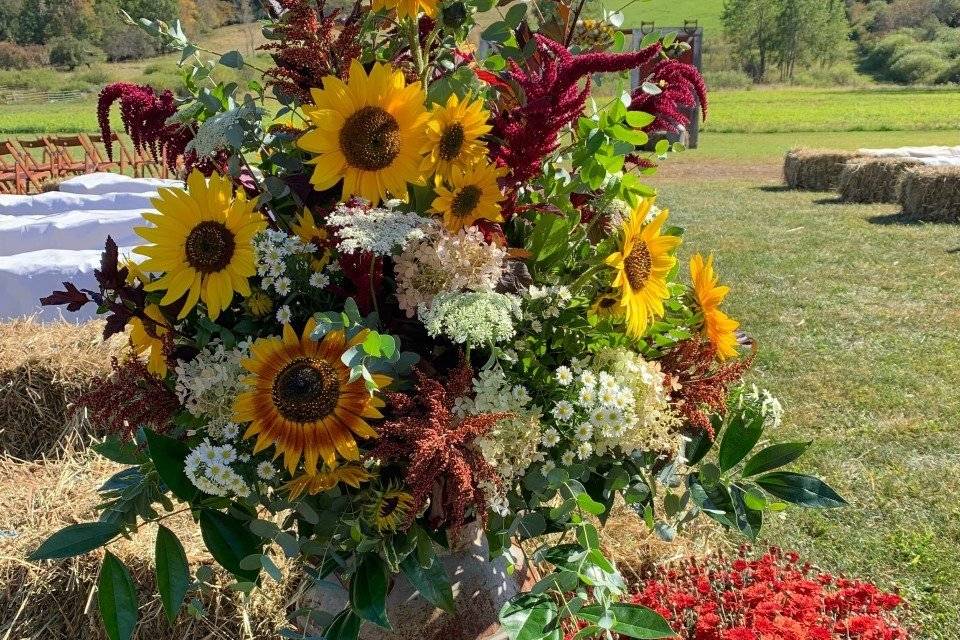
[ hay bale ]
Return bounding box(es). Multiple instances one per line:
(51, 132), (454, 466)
(784, 148), (861, 191)
(838, 157), (922, 203)
(0, 448), (297, 639)
(0, 318), (125, 459)
(900, 166), (960, 222)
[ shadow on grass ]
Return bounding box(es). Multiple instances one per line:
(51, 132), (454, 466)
(812, 196), (847, 205)
(756, 185), (791, 193)
(867, 211), (928, 226)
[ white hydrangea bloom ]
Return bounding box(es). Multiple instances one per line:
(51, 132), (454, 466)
(419, 291), (521, 347)
(327, 201), (437, 256)
(175, 341), (249, 434)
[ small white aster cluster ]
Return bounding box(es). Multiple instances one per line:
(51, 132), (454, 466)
(420, 291), (521, 347)
(394, 226), (506, 317)
(544, 351), (681, 467)
(738, 384), (783, 429)
(521, 285), (572, 334)
(253, 229), (314, 298)
(327, 200), (437, 256)
(186, 103), (263, 158)
(185, 439), (250, 497)
(455, 368), (544, 483)
(174, 340), (250, 437)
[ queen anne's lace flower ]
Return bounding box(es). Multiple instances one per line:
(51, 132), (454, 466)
(175, 341), (250, 436)
(327, 201), (437, 256)
(395, 226), (506, 316)
(419, 291), (521, 347)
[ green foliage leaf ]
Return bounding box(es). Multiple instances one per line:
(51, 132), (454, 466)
(625, 111), (656, 128)
(717, 410), (765, 472)
(324, 608), (362, 640)
(730, 485), (763, 541)
(29, 521), (120, 560)
(198, 509), (262, 582)
(578, 603), (675, 639)
(350, 553), (391, 629)
(743, 442), (812, 477)
(155, 525), (190, 624)
(755, 472), (847, 508)
(400, 547), (455, 614)
(500, 593), (559, 640)
(527, 213), (572, 267)
(219, 50), (244, 69)
(98, 551), (138, 640)
(92, 436), (146, 465)
(144, 429), (198, 503)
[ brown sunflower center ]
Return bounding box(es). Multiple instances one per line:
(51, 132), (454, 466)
(271, 357), (341, 423)
(450, 185), (482, 218)
(438, 123), (465, 161)
(379, 495), (401, 518)
(624, 241), (652, 291)
(339, 106), (401, 171)
(598, 296), (617, 310)
(184, 221), (235, 274)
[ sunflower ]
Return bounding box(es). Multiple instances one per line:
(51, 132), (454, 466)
(432, 161), (505, 232)
(690, 253), (740, 360)
(421, 93), (492, 181)
(604, 200), (682, 338)
(590, 292), (623, 320)
(298, 60), (429, 205)
(371, 0), (438, 19)
(285, 464), (371, 500)
(234, 319), (390, 476)
(244, 289), (273, 318)
(367, 483), (415, 532)
(129, 303), (169, 376)
(134, 171), (265, 321)
(291, 209), (332, 272)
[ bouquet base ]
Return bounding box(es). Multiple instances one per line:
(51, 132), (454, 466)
(300, 523), (528, 640)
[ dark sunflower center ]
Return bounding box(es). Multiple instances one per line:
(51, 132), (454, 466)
(598, 296), (617, 310)
(624, 242), (652, 291)
(184, 221), (235, 274)
(438, 123), (465, 161)
(450, 185), (482, 218)
(272, 357), (340, 423)
(379, 495), (401, 518)
(339, 106), (401, 171)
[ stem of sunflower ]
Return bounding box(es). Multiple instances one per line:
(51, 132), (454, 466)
(405, 18), (427, 89)
(569, 262), (605, 296)
(368, 256), (380, 318)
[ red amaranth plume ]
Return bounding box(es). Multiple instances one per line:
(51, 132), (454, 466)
(97, 82), (194, 173)
(629, 58), (708, 134)
(76, 356), (180, 439)
(367, 364), (507, 536)
(659, 335), (754, 438)
(484, 35), (662, 193)
(260, 0), (362, 104)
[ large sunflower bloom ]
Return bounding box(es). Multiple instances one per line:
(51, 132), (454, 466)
(371, 0), (438, 19)
(298, 60), (429, 205)
(690, 253), (740, 360)
(432, 161), (505, 232)
(129, 303), (169, 376)
(134, 171), (265, 320)
(604, 201), (681, 338)
(421, 93), (492, 181)
(234, 319), (390, 476)
(285, 464), (371, 500)
(291, 209), (332, 272)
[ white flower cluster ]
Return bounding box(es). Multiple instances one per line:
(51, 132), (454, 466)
(253, 229), (314, 297)
(186, 103), (263, 158)
(327, 201), (437, 256)
(420, 291), (521, 347)
(174, 340), (250, 436)
(394, 226), (506, 317)
(522, 285), (572, 333)
(455, 368), (544, 483)
(546, 351), (681, 465)
(738, 384), (783, 429)
(185, 439), (250, 497)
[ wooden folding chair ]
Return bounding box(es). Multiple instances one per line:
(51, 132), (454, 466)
(46, 135), (93, 176)
(0, 145), (26, 193)
(3, 141), (52, 193)
(80, 133), (127, 174)
(11, 138), (58, 182)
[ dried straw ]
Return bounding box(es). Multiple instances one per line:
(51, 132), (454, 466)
(0, 318), (124, 460)
(838, 157), (922, 204)
(0, 445), (299, 639)
(783, 149), (861, 191)
(899, 166), (960, 222)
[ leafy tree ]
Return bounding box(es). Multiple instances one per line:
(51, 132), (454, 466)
(722, 0), (780, 81)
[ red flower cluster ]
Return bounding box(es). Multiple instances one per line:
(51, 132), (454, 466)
(367, 364), (507, 536)
(619, 548), (910, 640)
(260, 0), (362, 105)
(484, 36), (663, 191)
(97, 82), (193, 172)
(629, 58), (708, 134)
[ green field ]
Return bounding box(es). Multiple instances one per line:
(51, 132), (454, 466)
(610, 0), (723, 32)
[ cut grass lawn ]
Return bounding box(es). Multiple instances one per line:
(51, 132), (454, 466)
(605, 0), (724, 32)
(650, 159), (960, 640)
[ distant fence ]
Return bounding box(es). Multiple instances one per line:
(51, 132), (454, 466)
(0, 89), (92, 105)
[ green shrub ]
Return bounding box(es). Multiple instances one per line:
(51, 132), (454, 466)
(888, 49), (950, 83)
(77, 66), (110, 86)
(704, 69), (754, 90)
(100, 23), (159, 62)
(48, 36), (97, 70)
(935, 59), (960, 83)
(792, 62), (868, 87)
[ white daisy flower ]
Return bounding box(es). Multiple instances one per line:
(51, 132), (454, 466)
(560, 450), (576, 466)
(577, 386), (596, 407)
(576, 442), (593, 460)
(574, 422), (594, 441)
(555, 366), (573, 386)
(276, 305), (292, 324)
(256, 461), (277, 481)
(309, 271), (330, 289)
(541, 428), (561, 448)
(579, 371), (597, 388)
(274, 276), (292, 296)
(552, 400), (574, 422)
(541, 460), (556, 475)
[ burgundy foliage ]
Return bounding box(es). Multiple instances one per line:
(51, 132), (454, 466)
(367, 364), (507, 536)
(629, 58), (708, 134)
(260, 0), (362, 104)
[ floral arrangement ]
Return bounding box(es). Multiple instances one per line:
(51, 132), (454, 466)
(32, 2), (845, 639)
(564, 547), (910, 640)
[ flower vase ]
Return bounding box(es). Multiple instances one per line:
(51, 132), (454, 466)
(299, 522), (529, 640)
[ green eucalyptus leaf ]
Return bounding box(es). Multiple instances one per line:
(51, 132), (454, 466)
(98, 551), (139, 640)
(743, 442), (812, 477)
(155, 525), (190, 624)
(29, 521), (120, 560)
(755, 472), (847, 508)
